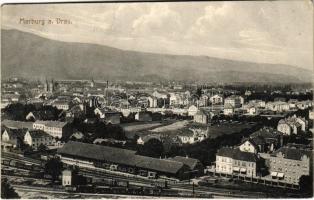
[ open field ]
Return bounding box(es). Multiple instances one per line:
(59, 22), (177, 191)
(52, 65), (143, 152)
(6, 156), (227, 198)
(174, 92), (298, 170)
(121, 122), (164, 132)
(150, 120), (189, 133)
(208, 122), (256, 139)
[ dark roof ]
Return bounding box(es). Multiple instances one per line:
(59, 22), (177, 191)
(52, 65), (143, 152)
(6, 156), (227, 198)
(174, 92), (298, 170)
(195, 109), (207, 116)
(28, 111), (55, 120)
(251, 136), (265, 146)
(57, 141), (186, 174)
(3, 128), (28, 139)
(272, 147), (312, 161)
(224, 104), (234, 109)
(132, 155), (186, 174)
(240, 138), (259, 148)
(250, 127), (280, 139)
(28, 130), (52, 139)
(169, 156), (202, 170)
(2, 120), (34, 130)
(34, 120), (68, 128)
(217, 147), (259, 162)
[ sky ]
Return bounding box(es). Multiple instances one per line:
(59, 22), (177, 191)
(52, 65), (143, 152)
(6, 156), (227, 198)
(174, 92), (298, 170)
(2, 1), (313, 70)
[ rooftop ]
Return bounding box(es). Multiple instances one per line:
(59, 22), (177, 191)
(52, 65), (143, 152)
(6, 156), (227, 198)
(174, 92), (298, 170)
(58, 141), (186, 174)
(28, 129), (52, 138)
(217, 147), (259, 162)
(34, 120), (68, 128)
(2, 120), (34, 130)
(272, 146), (312, 161)
(169, 156), (202, 170)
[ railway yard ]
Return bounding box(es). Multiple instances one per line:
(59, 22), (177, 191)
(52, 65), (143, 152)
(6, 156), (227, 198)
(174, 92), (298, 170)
(1, 151), (305, 198)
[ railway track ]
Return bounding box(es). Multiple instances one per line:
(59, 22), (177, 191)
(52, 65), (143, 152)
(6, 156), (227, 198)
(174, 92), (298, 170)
(2, 153), (43, 165)
(2, 152), (300, 198)
(12, 184), (166, 198)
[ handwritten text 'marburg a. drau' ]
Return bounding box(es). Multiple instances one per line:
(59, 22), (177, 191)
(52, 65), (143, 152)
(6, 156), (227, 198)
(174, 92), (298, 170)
(19, 18), (72, 25)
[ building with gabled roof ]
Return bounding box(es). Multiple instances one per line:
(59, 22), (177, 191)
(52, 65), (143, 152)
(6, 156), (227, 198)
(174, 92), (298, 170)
(248, 127), (283, 153)
(57, 141), (191, 180)
(224, 95), (243, 108)
(168, 156), (204, 177)
(25, 110), (55, 121)
(193, 109), (212, 124)
(1, 128), (28, 149)
(215, 147), (263, 177)
(24, 129), (54, 149)
(277, 115), (307, 135)
(223, 103), (234, 115)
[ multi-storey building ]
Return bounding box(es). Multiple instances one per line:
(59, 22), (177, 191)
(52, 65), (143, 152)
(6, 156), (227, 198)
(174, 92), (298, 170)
(52, 100), (70, 110)
(24, 130), (54, 149)
(209, 94), (224, 105)
(277, 115), (307, 135)
(33, 120), (71, 138)
(224, 95), (242, 108)
(223, 104), (234, 115)
(266, 101), (290, 112)
(268, 145), (312, 185)
(193, 109), (210, 124)
(215, 147), (262, 177)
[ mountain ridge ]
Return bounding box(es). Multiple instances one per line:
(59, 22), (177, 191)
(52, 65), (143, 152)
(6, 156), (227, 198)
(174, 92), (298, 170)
(2, 29), (313, 83)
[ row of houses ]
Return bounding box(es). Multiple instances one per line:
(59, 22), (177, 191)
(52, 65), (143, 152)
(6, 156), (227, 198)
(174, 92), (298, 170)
(214, 127), (312, 186)
(1, 128), (54, 150)
(277, 115), (307, 135)
(1, 119), (71, 151)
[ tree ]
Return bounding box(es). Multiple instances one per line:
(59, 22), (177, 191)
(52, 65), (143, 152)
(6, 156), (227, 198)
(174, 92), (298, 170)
(299, 175), (313, 196)
(196, 88), (202, 99)
(44, 157), (63, 182)
(138, 138), (164, 158)
(1, 178), (20, 199)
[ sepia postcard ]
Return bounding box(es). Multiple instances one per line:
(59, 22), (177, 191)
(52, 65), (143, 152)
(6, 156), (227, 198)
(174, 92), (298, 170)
(1, 0), (313, 199)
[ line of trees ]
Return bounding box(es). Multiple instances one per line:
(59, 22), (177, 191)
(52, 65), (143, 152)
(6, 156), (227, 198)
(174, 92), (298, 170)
(2, 103), (62, 121)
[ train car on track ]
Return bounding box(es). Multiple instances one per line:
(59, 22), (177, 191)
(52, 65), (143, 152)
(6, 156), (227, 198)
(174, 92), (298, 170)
(152, 180), (168, 189)
(2, 159), (11, 165)
(1, 168), (14, 175)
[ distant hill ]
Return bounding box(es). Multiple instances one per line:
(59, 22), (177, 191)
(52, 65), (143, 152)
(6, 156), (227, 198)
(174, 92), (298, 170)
(2, 29), (313, 83)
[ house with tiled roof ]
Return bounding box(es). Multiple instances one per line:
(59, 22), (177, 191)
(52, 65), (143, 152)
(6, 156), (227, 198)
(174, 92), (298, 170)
(215, 147), (263, 177)
(188, 105), (198, 116)
(177, 127), (208, 144)
(52, 100), (70, 110)
(1, 128), (28, 149)
(135, 111), (152, 122)
(94, 108), (121, 124)
(277, 115), (307, 135)
(239, 138), (259, 154)
(25, 110), (55, 121)
(266, 101), (290, 112)
(193, 109), (213, 124)
(24, 130), (54, 149)
(249, 127), (283, 153)
(224, 95), (243, 108)
(209, 94), (224, 105)
(137, 134), (161, 145)
(223, 103), (234, 115)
